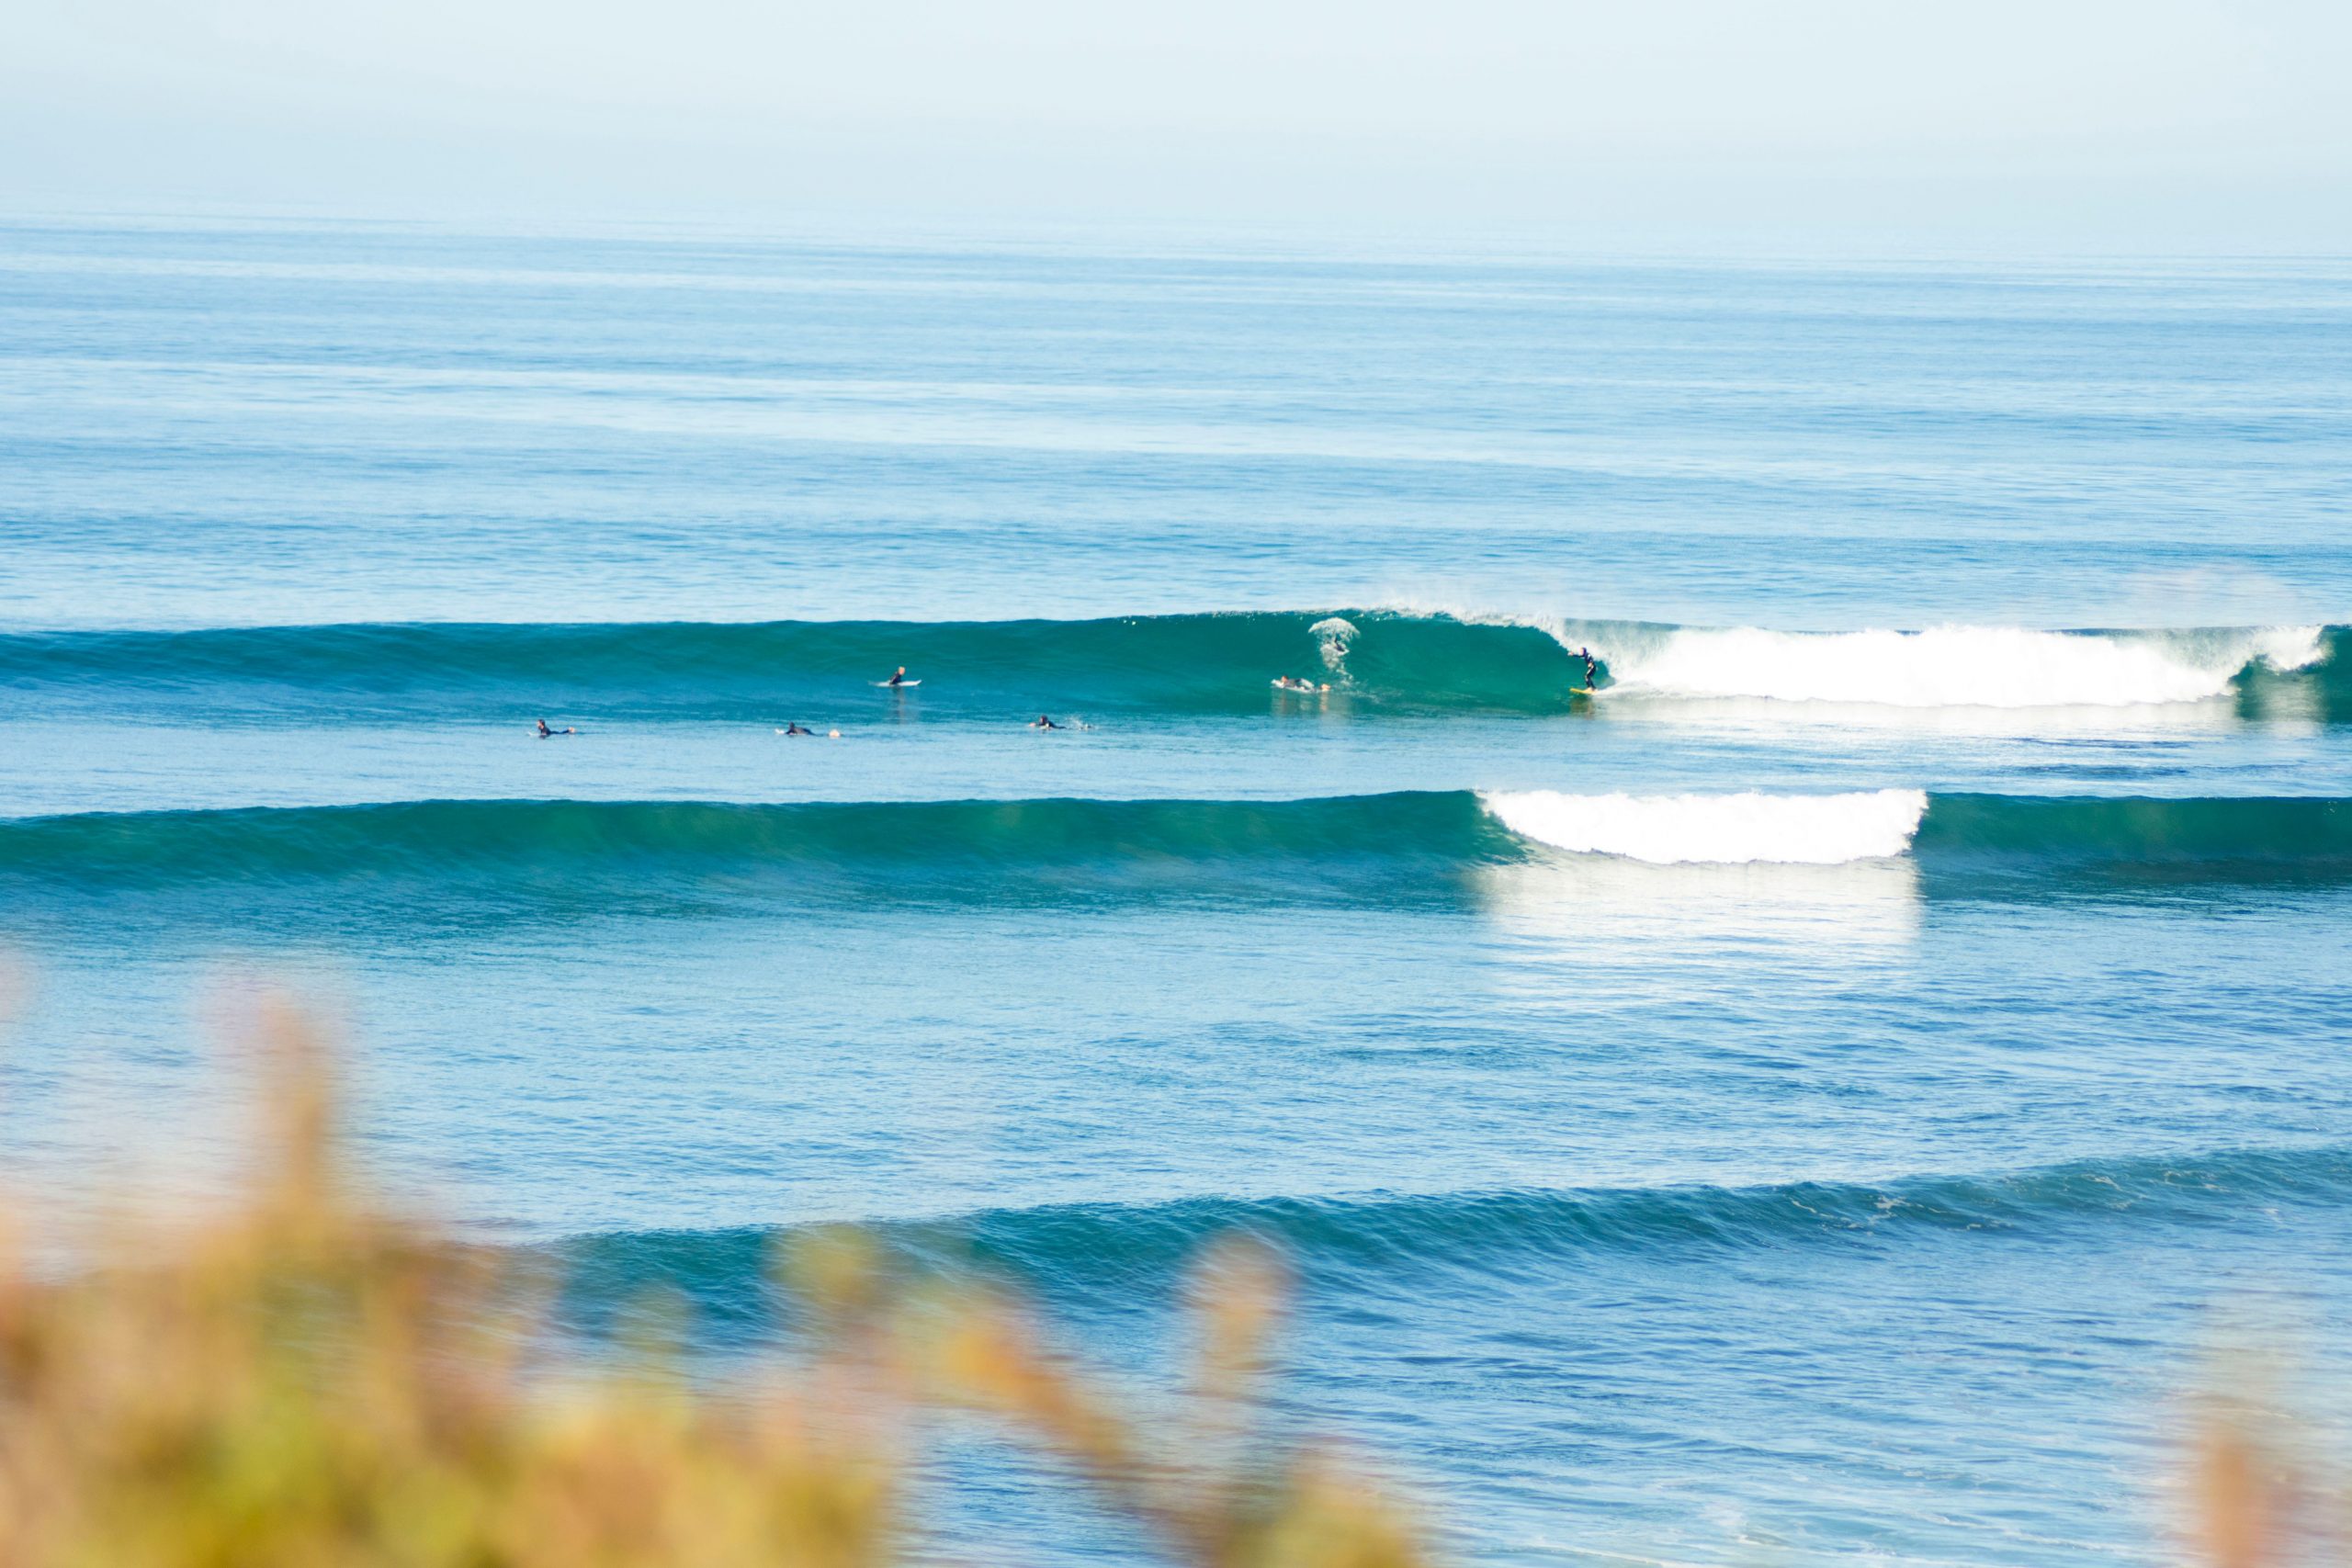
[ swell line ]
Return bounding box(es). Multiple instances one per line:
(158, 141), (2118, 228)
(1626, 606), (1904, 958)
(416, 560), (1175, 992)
(554, 1143), (2352, 1321)
(1, 614), (2340, 718)
(1, 793), (2346, 903)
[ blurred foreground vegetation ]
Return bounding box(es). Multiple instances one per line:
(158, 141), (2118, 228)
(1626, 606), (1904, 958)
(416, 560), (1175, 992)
(0, 1006), (1419, 1567)
(0, 1002), (2324, 1565)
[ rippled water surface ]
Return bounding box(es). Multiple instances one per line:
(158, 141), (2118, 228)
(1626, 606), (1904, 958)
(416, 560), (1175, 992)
(4, 219), (2351, 1566)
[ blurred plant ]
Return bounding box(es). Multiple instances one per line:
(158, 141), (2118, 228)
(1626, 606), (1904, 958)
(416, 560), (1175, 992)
(0, 1002), (1428, 1567)
(2188, 1369), (2347, 1568)
(2, 994), (2325, 1568)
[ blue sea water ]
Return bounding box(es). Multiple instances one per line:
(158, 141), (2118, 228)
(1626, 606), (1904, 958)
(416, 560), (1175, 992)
(4, 218), (2352, 1565)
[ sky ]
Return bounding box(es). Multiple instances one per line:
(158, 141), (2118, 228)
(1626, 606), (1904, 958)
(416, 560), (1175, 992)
(5, 0), (2350, 248)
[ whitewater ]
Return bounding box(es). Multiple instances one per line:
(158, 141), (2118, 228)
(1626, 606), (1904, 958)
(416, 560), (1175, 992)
(6, 220), (2352, 1568)
(1590, 621), (2329, 707)
(2, 613), (2339, 719)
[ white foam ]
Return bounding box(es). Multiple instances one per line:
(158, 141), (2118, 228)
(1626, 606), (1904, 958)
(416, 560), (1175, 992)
(1599, 624), (2326, 708)
(1483, 789), (1929, 865)
(1309, 615), (1359, 673)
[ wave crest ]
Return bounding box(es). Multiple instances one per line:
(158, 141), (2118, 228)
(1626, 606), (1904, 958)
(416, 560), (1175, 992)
(554, 1144), (2352, 1314)
(1482, 789), (1928, 865)
(1595, 623), (2328, 708)
(1, 793), (2344, 902)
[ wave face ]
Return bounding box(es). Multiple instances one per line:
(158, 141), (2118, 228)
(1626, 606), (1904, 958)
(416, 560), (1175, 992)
(0, 613), (1582, 717)
(0, 794), (1516, 906)
(3, 792), (2348, 906)
(3, 615), (2341, 718)
(1588, 622), (2338, 708)
(1916, 794), (2352, 878)
(555, 1143), (2352, 1327)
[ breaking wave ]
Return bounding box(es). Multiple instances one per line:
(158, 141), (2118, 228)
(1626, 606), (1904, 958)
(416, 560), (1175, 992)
(2, 792), (2346, 907)
(1588, 622), (2331, 708)
(1483, 788), (1928, 865)
(1, 614), (2339, 718)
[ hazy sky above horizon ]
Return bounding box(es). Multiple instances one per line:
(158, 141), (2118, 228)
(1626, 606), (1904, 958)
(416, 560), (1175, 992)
(6, 0), (2350, 249)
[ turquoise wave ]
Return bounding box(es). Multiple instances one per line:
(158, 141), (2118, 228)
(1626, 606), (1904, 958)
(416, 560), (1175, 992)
(553, 1143), (2352, 1331)
(0, 793), (2346, 902)
(3, 615), (2341, 718)
(1918, 793), (2352, 872)
(0, 612), (1587, 717)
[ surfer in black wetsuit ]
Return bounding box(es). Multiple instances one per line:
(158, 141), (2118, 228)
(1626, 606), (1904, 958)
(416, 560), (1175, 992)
(536, 718), (576, 737)
(784, 722), (814, 736)
(1031, 715), (1062, 729)
(887, 666), (909, 687)
(1580, 648), (1598, 690)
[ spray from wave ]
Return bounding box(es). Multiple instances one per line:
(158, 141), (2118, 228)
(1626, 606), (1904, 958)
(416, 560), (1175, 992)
(1308, 616), (1358, 675)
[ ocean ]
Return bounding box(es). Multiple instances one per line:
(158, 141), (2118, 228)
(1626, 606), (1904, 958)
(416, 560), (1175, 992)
(3, 218), (2350, 1565)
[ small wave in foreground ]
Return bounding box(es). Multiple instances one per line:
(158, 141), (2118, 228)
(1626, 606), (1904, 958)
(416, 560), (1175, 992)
(554, 1142), (2352, 1322)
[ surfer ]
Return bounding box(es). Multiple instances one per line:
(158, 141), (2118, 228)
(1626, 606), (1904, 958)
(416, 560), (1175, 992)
(886, 666), (910, 688)
(783, 722), (814, 736)
(1030, 715), (1062, 729)
(1579, 647), (1598, 690)
(536, 718), (576, 737)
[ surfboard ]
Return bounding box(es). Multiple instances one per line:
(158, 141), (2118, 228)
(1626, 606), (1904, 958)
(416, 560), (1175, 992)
(1567, 688), (1597, 696)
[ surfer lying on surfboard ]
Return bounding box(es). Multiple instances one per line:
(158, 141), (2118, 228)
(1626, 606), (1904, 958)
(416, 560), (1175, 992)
(1272, 675), (1329, 693)
(535, 718), (576, 737)
(1030, 715), (1062, 729)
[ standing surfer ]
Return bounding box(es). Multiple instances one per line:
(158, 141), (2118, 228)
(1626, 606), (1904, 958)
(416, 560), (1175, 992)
(1579, 647), (1598, 691)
